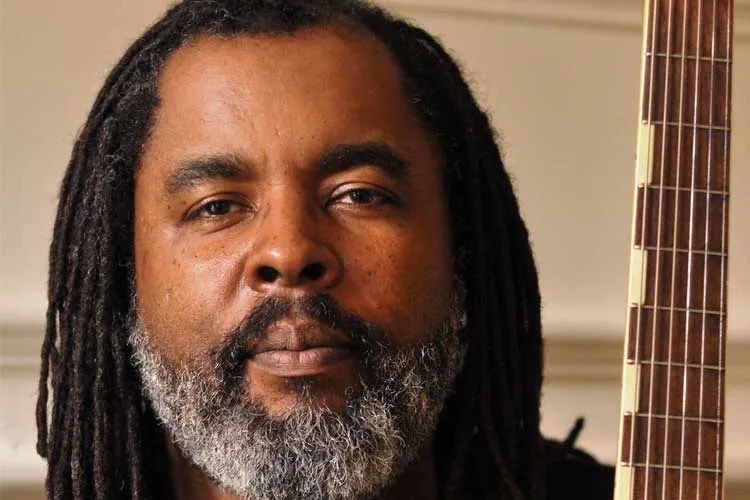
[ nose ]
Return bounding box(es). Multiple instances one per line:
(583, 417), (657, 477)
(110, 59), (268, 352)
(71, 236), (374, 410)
(244, 202), (342, 293)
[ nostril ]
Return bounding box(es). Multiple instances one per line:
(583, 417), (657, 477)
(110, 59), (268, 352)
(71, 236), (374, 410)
(301, 262), (325, 282)
(257, 266), (280, 283)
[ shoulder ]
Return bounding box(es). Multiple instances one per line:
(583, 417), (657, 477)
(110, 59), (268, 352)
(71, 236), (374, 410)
(544, 438), (615, 500)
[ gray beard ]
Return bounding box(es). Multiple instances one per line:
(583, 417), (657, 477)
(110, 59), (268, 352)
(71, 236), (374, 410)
(128, 298), (464, 500)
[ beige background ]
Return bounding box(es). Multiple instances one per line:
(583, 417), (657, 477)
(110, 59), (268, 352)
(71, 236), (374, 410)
(1, 0), (749, 496)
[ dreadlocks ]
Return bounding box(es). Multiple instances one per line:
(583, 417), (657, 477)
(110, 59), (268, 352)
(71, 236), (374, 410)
(37, 1), (544, 498)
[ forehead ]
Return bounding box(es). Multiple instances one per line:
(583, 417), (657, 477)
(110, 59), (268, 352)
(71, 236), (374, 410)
(144, 27), (433, 166)
(161, 26), (400, 89)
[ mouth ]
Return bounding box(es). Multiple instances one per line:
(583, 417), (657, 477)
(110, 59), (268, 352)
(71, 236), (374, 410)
(247, 320), (358, 377)
(251, 346), (356, 376)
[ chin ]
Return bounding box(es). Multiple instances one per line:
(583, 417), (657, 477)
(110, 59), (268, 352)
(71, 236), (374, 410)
(246, 363), (363, 416)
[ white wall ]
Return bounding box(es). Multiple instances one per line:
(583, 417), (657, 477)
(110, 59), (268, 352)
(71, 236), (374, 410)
(383, 0), (750, 342)
(2, 0), (749, 495)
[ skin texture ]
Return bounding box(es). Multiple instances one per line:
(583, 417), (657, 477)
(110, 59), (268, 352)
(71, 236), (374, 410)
(134, 27), (454, 499)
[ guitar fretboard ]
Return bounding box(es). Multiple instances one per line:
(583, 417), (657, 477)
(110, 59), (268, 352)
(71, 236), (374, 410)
(614, 1), (733, 499)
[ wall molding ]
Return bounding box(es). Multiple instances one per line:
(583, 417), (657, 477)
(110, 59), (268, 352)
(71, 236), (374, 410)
(4, 322), (749, 382)
(0, 325), (44, 373)
(544, 335), (750, 385)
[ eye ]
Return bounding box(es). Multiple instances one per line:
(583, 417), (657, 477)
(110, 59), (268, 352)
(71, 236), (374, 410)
(201, 200), (233, 216)
(186, 198), (249, 222)
(332, 187), (393, 206)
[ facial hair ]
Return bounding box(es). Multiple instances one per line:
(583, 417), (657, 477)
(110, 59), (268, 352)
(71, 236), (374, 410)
(129, 293), (465, 500)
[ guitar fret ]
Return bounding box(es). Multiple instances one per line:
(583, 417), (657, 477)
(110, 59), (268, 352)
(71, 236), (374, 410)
(634, 187), (728, 253)
(627, 467), (723, 498)
(644, 0), (731, 60)
(647, 124), (729, 191)
(626, 412), (724, 425)
(645, 52), (732, 64)
(642, 56), (730, 125)
(624, 463), (721, 475)
(638, 250), (726, 311)
(627, 307), (724, 366)
(630, 359), (725, 372)
(639, 304), (725, 316)
(646, 120), (728, 131)
(620, 412), (723, 469)
(637, 364), (723, 419)
(638, 183), (729, 197)
(636, 246), (727, 257)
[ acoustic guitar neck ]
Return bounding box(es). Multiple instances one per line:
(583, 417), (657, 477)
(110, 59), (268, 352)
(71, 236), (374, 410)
(614, 0), (734, 498)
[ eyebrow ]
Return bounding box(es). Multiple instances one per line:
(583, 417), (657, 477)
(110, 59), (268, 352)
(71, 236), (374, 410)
(164, 142), (408, 195)
(165, 154), (250, 195)
(318, 142), (408, 181)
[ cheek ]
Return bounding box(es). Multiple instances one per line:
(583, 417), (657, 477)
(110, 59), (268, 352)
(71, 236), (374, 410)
(344, 221), (453, 345)
(134, 223), (239, 358)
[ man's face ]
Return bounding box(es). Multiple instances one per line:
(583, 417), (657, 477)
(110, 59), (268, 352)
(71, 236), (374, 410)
(132, 27), (460, 499)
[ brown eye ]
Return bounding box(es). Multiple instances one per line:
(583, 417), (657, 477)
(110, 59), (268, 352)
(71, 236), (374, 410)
(337, 188), (390, 206)
(199, 200), (233, 216)
(186, 199), (246, 222)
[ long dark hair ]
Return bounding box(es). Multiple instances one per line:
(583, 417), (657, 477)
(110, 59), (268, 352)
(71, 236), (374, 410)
(37, 1), (544, 498)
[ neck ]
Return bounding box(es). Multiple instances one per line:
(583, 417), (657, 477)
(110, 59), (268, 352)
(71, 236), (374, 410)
(166, 437), (439, 500)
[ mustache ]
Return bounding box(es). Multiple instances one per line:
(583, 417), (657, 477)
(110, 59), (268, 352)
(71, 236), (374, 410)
(213, 294), (384, 381)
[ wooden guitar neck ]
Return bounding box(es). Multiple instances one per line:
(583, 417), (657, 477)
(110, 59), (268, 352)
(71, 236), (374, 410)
(614, 1), (733, 498)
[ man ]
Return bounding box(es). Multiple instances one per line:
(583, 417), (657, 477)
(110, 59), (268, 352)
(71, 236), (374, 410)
(37, 0), (612, 498)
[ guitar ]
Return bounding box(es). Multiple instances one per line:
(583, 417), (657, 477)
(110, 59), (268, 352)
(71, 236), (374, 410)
(614, 0), (734, 498)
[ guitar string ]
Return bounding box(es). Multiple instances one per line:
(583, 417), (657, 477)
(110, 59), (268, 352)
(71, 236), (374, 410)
(715, 1), (732, 498)
(696, 0), (720, 497)
(661, 0), (691, 496)
(645, 0), (675, 496)
(637, 0), (657, 494)
(679, 0), (706, 496)
(628, 0), (660, 494)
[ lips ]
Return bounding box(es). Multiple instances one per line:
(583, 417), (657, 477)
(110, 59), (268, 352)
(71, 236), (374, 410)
(247, 320), (357, 377)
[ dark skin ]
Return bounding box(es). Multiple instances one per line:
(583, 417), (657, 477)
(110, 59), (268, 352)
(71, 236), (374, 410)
(134, 27), (454, 500)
